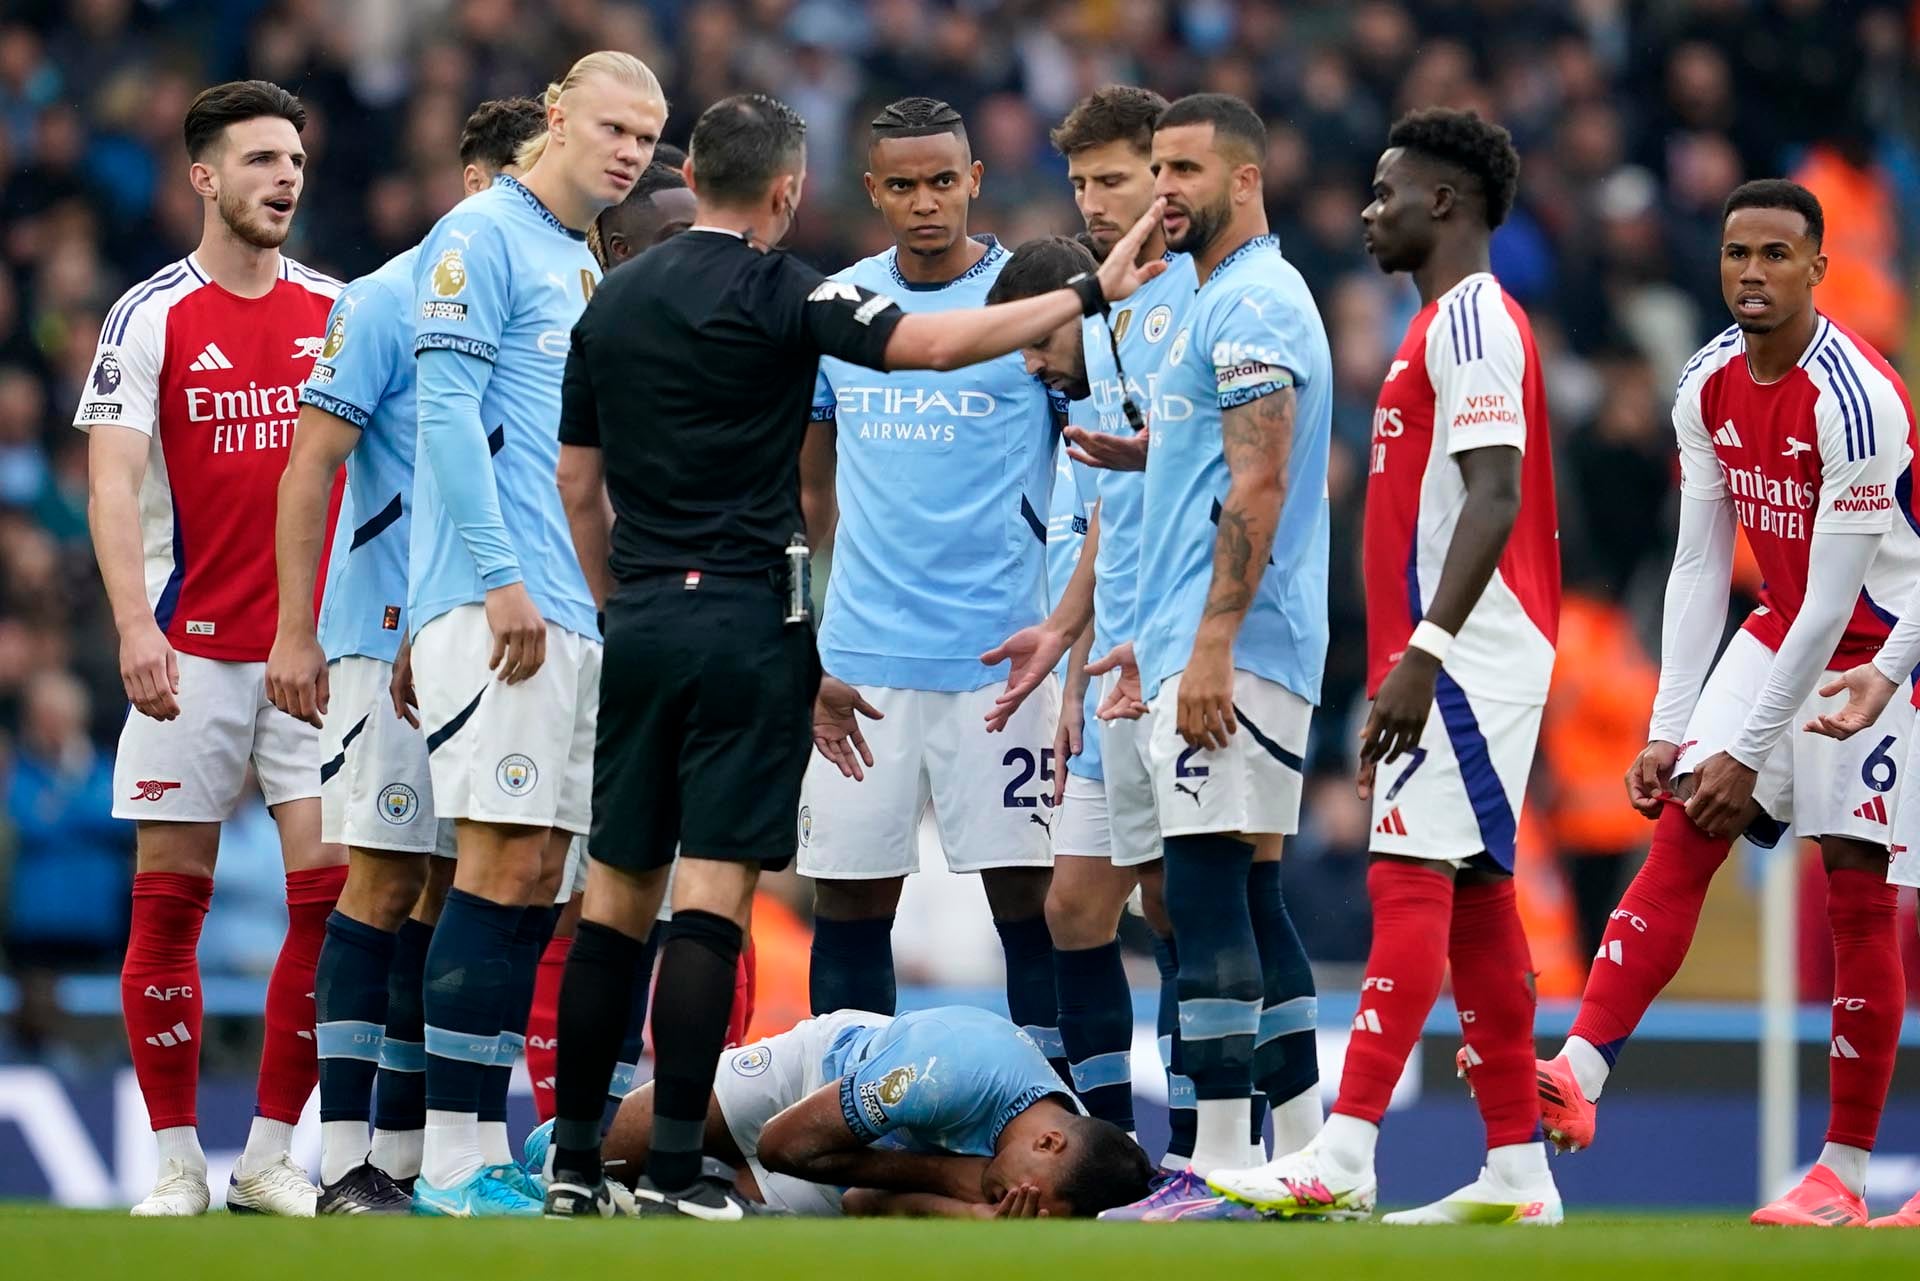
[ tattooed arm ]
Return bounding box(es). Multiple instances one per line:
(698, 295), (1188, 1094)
(1177, 385), (1294, 750)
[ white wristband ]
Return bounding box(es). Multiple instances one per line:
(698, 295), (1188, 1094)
(1408, 620), (1453, 664)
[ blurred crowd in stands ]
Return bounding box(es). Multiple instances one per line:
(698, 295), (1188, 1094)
(2, 0), (1918, 1056)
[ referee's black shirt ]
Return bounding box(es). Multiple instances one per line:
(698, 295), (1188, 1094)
(559, 228), (903, 579)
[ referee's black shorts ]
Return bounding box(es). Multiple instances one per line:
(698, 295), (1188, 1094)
(591, 569), (820, 874)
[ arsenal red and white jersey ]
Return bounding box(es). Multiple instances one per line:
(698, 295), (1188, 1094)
(1362, 273), (1560, 702)
(74, 254), (341, 662)
(1675, 313), (1920, 666)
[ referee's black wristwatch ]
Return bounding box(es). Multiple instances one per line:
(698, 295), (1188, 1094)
(1067, 271), (1109, 320)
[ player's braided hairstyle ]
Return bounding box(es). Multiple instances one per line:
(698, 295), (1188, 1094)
(1054, 1117), (1156, 1217)
(1723, 178), (1825, 248)
(1050, 85), (1168, 158)
(870, 97), (967, 147)
(459, 97), (545, 173)
(1386, 107), (1521, 230)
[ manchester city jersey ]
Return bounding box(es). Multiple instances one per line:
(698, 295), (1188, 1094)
(1136, 235), (1330, 702)
(1046, 432), (1101, 781)
(305, 246), (419, 665)
(813, 239), (1062, 691)
(408, 175), (599, 639)
(826, 1006), (1081, 1156)
(1084, 255), (1197, 659)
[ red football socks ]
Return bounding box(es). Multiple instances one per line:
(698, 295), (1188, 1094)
(1450, 878), (1542, 1147)
(1569, 806), (1731, 1060)
(121, 872), (215, 1130)
(256, 865), (347, 1124)
(1332, 860), (1453, 1124)
(527, 932), (572, 1122)
(1825, 867), (1903, 1150)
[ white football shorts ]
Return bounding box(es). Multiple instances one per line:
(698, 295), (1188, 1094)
(1146, 668), (1310, 838)
(113, 653), (320, 821)
(412, 603), (600, 835)
(1366, 683), (1543, 871)
(797, 680), (1060, 878)
(321, 655), (437, 854)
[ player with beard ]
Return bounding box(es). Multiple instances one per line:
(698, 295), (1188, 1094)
(798, 98), (1069, 1085)
(74, 80), (344, 1217)
(1071, 93), (1333, 1220)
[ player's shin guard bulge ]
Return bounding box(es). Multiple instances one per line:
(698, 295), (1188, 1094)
(1568, 806), (1731, 1064)
(1824, 868), (1902, 1152)
(1161, 835), (1260, 1172)
(1334, 861), (1452, 1127)
(1449, 878), (1541, 1148)
(258, 866), (348, 1124)
(122, 872), (215, 1131)
(647, 910), (745, 1193)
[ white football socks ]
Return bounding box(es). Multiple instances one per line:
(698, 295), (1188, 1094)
(154, 1125), (207, 1172)
(234, 1117), (295, 1178)
(370, 1127), (423, 1181)
(1270, 1087), (1325, 1156)
(421, 1109), (484, 1188)
(1315, 1112), (1378, 1181)
(1190, 1098), (1251, 1176)
(479, 1120), (513, 1169)
(1487, 1141), (1554, 1194)
(1562, 1036), (1610, 1101)
(1819, 1142), (1870, 1197)
(320, 1119), (370, 1186)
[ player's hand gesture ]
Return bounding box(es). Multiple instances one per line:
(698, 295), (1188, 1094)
(1087, 642), (1146, 721)
(1624, 739), (1682, 818)
(813, 676), (884, 781)
(485, 581), (547, 683)
(1065, 424), (1150, 472)
(1052, 697), (1083, 808)
(1683, 749), (1758, 838)
(1094, 197), (1170, 303)
(1805, 663), (1899, 741)
(1359, 649), (1440, 771)
(981, 624), (1074, 732)
(390, 633), (420, 728)
(1176, 636), (1236, 750)
(120, 618), (181, 721)
(266, 624), (329, 728)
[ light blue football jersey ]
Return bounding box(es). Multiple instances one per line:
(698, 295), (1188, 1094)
(826, 1006), (1081, 1157)
(813, 239), (1062, 691)
(1046, 432), (1101, 781)
(1136, 235), (1330, 703)
(303, 246), (419, 665)
(1084, 255), (1198, 660)
(408, 175), (599, 640)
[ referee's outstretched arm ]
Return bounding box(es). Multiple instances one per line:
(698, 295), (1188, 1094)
(875, 196), (1169, 372)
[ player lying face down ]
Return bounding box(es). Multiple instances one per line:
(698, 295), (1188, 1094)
(591, 1006), (1153, 1218)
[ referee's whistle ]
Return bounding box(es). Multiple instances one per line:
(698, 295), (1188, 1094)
(785, 533), (811, 624)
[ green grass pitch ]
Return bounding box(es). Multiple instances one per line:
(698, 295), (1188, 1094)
(3, 1210), (1916, 1279)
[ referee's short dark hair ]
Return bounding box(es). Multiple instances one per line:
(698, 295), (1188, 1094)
(689, 93), (808, 205)
(986, 235), (1097, 306)
(183, 80), (305, 161)
(459, 97), (546, 172)
(1155, 92), (1266, 167)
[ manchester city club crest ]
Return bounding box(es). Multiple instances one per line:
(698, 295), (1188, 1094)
(321, 313), (347, 360)
(496, 753), (537, 796)
(379, 783), (419, 825)
(1144, 304), (1173, 343)
(798, 804), (812, 846)
(431, 248), (468, 298)
(732, 1046), (773, 1077)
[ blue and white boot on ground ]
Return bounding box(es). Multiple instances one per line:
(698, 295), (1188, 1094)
(412, 1163), (543, 1217)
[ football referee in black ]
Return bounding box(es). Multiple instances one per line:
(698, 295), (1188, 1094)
(543, 92), (1168, 1219)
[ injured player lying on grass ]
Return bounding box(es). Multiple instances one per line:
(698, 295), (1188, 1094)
(530, 1005), (1154, 1219)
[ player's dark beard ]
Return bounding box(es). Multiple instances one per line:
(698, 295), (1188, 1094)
(219, 188), (291, 250)
(1170, 193), (1231, 256)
